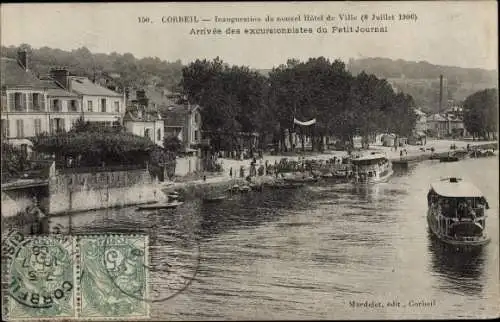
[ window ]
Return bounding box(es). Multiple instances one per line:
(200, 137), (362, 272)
(194, 130), (199, 141)
(114, 101), (120, 113)
(1, 119), (9, 137)
(101, 98), (106, 112)
(52, 99), (61, 111)
(53, 118), (65, 133)
(144, 128), (151, 139)
(32, 93), (41, 110)
(14, 92), (24, 111)
(34, 119), (42, 136)
(88, 100), (93, 112)
(70, 100), (78, 112)
(157, 129), (161, 141)
(16, 119), (24, 138)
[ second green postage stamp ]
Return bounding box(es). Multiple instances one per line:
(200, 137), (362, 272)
(76, 234), (150, 320)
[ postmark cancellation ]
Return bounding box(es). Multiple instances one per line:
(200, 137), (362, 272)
(3, 232), (150, 321)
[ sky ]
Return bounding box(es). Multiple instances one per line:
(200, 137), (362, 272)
(1, 2), (498, 70)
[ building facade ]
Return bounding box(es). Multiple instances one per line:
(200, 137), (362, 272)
(124, 90), (164, 147)
(1, 50), (126, 149)
(1, 53), (50, 149)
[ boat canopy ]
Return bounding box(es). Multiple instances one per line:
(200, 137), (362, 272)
(351, 153), (387, 162)
(430, 178), (484, 198)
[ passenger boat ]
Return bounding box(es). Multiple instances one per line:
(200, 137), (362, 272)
(351, 152), (393, 184)
(137, 201), (184, 211)
(427, 177), (490, 247)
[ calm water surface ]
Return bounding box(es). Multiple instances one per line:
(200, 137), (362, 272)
(51, 157), (499, 320)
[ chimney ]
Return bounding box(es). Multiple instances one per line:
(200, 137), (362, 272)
(136, 90), (149, 107)
(438, 75), (443, 113)
(50, 68), (71, 90)
(17, 49), (29, 71)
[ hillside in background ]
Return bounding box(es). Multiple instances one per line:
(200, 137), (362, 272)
(347, 58), (497, 112)
(259, 58), (497, 113)
(1, 44), (184, 92)
(2, 44), (496, 114)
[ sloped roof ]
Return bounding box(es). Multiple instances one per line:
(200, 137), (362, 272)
(70, 77), (122, 97)
(0, 57), (46, 88)
(123, 109), (162, 122)
(428, 114), (447, 122)
(163, 104), (188, 127)
(39, 79), (78, 97)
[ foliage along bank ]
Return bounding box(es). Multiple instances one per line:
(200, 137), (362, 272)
(181, 57), (418, 152)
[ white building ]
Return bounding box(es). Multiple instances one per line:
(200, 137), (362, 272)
(1, 50), (126, 150)
(123, 108), (164, 147)
(50, 68), (125, 127)
(1, 53), (50, 150)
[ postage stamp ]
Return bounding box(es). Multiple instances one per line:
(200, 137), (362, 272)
(5, 233), (76, 320)
(76, 234), (150, 320)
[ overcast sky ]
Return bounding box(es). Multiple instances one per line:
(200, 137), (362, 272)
(1, 2), (497, 70)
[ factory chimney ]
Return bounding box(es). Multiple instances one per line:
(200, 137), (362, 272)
(439, 75), (443, 113)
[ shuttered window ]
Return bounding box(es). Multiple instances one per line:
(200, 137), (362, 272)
(27, 92), (33, 111)
(1, 119), (9, 137)
(34, 119), (42, 135)
(8, 93), (15, 111)
(16, 119), (24, 138)
(32, 93), (41, 110)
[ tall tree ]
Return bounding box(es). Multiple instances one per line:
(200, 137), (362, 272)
(463, 88), (498, 139)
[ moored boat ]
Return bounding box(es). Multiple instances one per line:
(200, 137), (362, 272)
(282, 175), (318, 184)
(203, 196), (226, 203)
(137, 201), (184, 211)
(427, 177), (490, 247)
(351, 152), (393, 184)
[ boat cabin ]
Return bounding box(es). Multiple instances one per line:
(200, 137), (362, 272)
(351, 152), (391, 182)
(427, 177), (489, 240)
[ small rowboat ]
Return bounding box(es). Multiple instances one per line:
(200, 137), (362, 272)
(203, 196), (226, 203)
(439, 156), (459, 162)
(266, 182), (304, 190)
(283, 176), (318, 184)
(137, 201), (184, 211)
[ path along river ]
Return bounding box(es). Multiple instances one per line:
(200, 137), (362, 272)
(49, 157), (499, 320)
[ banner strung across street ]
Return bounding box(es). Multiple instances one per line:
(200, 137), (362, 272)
(293, 117), (316, 126)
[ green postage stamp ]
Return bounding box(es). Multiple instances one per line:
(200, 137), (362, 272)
(3, 232), (150, 321)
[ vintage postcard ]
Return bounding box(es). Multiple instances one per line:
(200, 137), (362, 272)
(1, 1), (498, 320)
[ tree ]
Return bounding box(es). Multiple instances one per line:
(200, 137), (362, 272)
(32, 129), (155, 167)
(163, 136), (182, 153)
(463, 88), (498, 140)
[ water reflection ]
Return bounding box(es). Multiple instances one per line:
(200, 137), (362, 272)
(198, 189), (308, 238)
(427, 231), (486, 296)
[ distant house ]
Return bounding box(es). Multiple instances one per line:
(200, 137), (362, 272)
(162, 102), (202, 152)
(123, 108), (164, 147)
(124, 89), (164, 147)
(39, 77), (80, 133)
(428, 112), (467, 138)
(64, 73), (125, 127)
(128, 87), (202, 152)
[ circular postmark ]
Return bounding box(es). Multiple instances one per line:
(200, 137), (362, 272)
(5, 232), (74, 315)
(102, 225), (201, 303)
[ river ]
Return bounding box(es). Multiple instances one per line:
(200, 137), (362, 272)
(49, 157), (499, 320)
